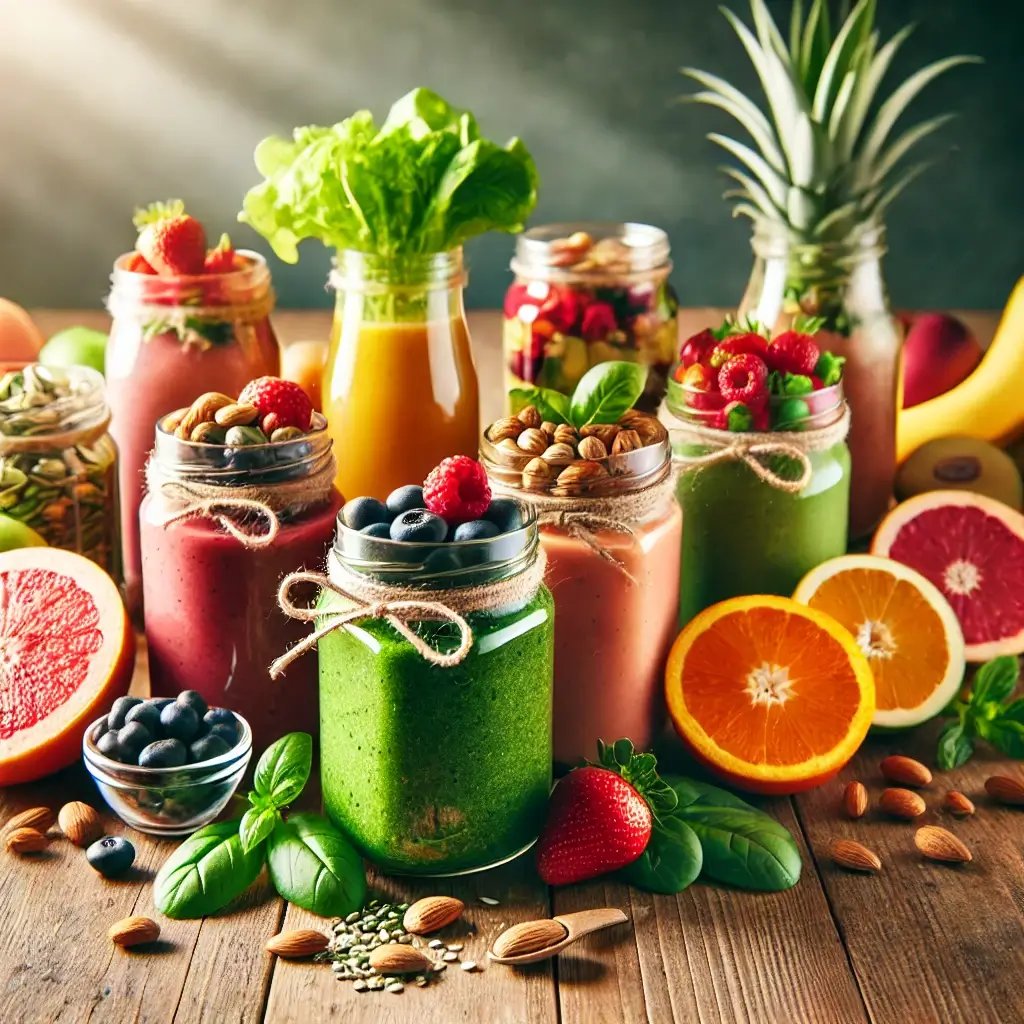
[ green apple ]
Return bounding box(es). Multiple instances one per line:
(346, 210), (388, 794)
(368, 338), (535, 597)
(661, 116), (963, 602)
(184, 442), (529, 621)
(0, 513), (47, 552)
(39, 326), (108, 375)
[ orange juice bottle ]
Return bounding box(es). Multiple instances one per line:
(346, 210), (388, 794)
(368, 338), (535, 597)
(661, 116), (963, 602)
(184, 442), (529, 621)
(324, 249), (479, 500)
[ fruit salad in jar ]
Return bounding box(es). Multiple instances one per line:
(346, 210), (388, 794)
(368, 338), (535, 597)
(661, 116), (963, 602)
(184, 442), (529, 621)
(505, 223), (678, 412)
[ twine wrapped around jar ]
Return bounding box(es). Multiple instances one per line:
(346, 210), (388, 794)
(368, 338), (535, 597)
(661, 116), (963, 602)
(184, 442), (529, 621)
(270, 548), (548, 676)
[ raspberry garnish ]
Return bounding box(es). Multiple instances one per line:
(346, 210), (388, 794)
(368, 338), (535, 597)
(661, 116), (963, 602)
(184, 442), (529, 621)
(238, 376), (314, 434)
(718, 353), (769, 412)
(423, 456), (492, 525)
(766, 331), (821, 376)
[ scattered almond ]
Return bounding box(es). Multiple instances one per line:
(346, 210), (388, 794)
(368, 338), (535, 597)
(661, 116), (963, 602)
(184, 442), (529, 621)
(879, 755), (932, 788)
(265, 930), (329, 959)
(4, 827), (50, 855)
(878, 787), (926, 820)
(985, 775), (1024, 806)
(842, 782), (868, 819)
(915, 825), (972, 864)
(403, 895), (464, 935)
(2, 806), (55, 836)
(491, 919), (568, 959)
(109, 916), (160, 948)
(829, 839), (882, 873)
(943, 791), (975, 816)
(368, 944), (434, 975)
(58, 801), (102, 847)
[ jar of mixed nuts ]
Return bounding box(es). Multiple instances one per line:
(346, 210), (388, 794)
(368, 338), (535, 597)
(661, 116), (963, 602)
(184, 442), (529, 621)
(0, 364), (121, 580)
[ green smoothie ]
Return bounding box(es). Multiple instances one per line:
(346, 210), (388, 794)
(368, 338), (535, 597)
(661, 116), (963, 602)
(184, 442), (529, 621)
(319, 586), (554, 875)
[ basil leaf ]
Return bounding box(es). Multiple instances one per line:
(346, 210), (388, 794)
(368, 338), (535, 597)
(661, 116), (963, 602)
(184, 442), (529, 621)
(937, 719), (975, 770)
(668, 777), (801, 891)
(1000, 698), (1024, 725)
(568, 362), (646, 427)
(254, 732), (312, 809)
(267, 812), (366, 918)
(619, 816), (702, 894)
(971, 656), (1020, 705)
(979, 718), (1024, 759)
(509, 386), (570, 425)
(154, 820), (265, 919)
(240, 804), (281, 854)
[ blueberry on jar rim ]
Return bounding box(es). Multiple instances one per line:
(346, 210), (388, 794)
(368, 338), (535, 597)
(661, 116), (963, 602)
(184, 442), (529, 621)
(343, 496), (391, 531)
(453, 519), (500, 542)
(385, 484), (425, 516)
(389, 509), (448, 543)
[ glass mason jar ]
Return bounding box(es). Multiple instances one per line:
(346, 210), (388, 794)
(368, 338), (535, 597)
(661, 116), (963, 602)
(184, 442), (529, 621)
(505, 223), (679, 412)
(738, 224), (900, 539)
(140, 414), (341, 755)
(480, 422), (681, 768)
(0, 364), (120, 579)
(105, 252), (281, 617)
(325, 249), (479, 502)
(318, 508), (553, 875)
(666, 377), (851, 627)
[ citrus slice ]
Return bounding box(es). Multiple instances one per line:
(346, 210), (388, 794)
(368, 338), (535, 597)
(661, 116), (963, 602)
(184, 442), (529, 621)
(793, 555), (965, 729)
(871, 490), (1024, 662)
(665, 595), (875, 794)
(0, 548), (134, 786)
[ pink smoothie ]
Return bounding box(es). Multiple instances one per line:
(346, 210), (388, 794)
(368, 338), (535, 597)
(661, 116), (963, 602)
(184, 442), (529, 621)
(140, 492), (341, 754)
(540, 501), (682, 766)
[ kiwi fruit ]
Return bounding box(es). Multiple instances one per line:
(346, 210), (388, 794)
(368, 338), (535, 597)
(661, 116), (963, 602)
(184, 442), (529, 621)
(897, 436), (1023, 510)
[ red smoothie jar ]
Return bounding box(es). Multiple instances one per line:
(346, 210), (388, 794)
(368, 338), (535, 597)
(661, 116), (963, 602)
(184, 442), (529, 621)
(140, 413), (340, 753)
(105, 253), (281, 620)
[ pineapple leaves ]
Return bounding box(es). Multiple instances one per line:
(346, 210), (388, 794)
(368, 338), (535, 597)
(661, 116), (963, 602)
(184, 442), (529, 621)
(811, 0), (875, 123)
(707, 133), (789, 209)
(869, 113), (958, 188)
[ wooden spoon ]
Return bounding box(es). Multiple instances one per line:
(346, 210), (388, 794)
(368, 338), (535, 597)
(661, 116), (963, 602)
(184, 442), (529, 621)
(487, 907), (629, 965)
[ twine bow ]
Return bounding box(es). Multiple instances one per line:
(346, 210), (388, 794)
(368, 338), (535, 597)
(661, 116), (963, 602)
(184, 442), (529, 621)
(269, 570), (473, 678)
(158, 482), (280, 547)
(676, 441), (812, 493)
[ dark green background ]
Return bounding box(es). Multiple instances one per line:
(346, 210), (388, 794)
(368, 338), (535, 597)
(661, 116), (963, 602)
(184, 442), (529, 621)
(0, 0), (1019, 311)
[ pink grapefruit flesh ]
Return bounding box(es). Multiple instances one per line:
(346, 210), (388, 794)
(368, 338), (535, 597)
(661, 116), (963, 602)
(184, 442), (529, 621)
(0, 548), (134, 786)
(872, 490), (1024, 662)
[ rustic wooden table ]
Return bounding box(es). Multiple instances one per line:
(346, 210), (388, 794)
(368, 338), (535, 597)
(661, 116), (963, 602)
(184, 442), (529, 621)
(3, 308), (1019, 1024)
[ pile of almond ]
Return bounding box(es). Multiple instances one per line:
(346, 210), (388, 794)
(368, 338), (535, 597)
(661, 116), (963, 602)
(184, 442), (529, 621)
(160, 392), (315, 447)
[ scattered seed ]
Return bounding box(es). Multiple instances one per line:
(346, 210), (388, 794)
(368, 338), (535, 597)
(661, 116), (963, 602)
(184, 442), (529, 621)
(461, 960), (478, 972)
(417, 977), (429, 987)
(353, 980), (368, 992)
(429, 939), (445, 949)
(398, 934), (412, 944)
(479, 896), (500, 906)
(345, 911), (360, 924)
(446, 943), (463, 952)
(369, 977), (385, 990)
(434, 962), (447, 972)
(379, 929), (390, 942)
(443, 951), (459, 962)
(386, 982), (405, 994)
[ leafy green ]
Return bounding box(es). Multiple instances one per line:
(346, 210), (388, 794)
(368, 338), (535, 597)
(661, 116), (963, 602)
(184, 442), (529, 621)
(508, 386), (571, 425)
(253, 732), (312, 809)
(569, 362), (648, 426)
(594, 739), (678, 817)
(814, 351), (846, 386)
(240, 802), (280, 854)
(937, 719), (974, 770)
(619, 816), (702, 894)
(972, 656), (1019, 705)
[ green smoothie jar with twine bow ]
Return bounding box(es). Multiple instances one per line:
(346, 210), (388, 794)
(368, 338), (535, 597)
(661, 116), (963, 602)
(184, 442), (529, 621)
(271, 494), (553, 875)
(662, 319), (851, 626)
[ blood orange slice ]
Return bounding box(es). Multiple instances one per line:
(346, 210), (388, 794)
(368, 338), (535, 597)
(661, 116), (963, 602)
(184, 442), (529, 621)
(793, 555), (965, 728)
(665, 595), (875, 794)
(872, 490), (1024, 662)
(0, 548), (134, 786)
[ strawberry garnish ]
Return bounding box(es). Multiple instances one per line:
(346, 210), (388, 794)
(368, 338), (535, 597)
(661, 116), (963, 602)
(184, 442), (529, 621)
(766, 331), (821, 376)
(238, 376), (314, 435)
(536, 739), (677, 887)
(709, 332), (769, 368)
(204, 233), (243, 274)
(123, 251), (157, 275)
(133, 200), (208, 277)
(679, 328), (716, 368)
(718, 353), (769, 412)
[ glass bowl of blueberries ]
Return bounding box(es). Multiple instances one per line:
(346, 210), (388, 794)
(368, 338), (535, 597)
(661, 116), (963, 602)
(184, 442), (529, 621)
(82, 690), (252, 837)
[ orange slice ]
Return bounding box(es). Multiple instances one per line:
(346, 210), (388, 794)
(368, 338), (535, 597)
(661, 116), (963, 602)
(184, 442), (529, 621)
(665, 595), (875, 794)
(793, 554), (965, 729)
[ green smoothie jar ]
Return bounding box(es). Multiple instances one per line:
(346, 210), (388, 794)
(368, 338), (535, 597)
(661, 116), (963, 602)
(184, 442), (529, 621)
(663, 379), (852, 626)
(276, 503), (554, 876)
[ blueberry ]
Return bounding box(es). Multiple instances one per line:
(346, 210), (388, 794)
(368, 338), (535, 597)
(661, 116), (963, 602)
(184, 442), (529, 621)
(96, 730), (123, 761)
(423, 547), (463, 574)
(190, 733), (233, 763)
(390, 509), (447, 543)
(107, 696), (143, 730)
(147, 697), (175, 712)
(208, 722), (239, 746)
(138, 738), (187, 768)
(453, 519), (501, 542)
(124, 702), (162, 733)
(484, 498), (523, 534)
(86, 835), (135, 878)
(203, 707), (237, 728)
(342, 496), (391, 531)
(360, 522), (392, 538)
(94, 718), (109, 739)
(176, 689), (208, 719)
(160, 702), (199, 743)
(118, 721), (153, 756)
(386, 485), (425, 516)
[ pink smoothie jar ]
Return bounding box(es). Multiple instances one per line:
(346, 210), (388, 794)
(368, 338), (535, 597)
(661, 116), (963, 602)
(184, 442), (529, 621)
(105, 253), (280, 620)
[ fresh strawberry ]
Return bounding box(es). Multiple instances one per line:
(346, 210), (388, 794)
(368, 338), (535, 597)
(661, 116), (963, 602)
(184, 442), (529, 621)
(766, 331), (820, 376)
(423, 455), (492, 524)
(679, 328), (716, 368)
(123, 251), (157, 275)
(204, 233), (244, 274)
(718, 353), (769, 412)
(238, 376), (314, 434)
(536, 739), (678, 887)
(709, 332), (769, 369)
(133, 200), (208, 276)
(680, 363), (726, 411)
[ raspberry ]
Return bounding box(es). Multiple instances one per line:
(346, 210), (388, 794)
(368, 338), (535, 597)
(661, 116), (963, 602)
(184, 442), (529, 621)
(423, 456), (492, 525)
(709, 332), (769, 369)
(238, 376), (313, 433)
(766, 331), (821, 376)
(679, 328), (716, 368)
(680, 363), (726, 411)
(718, 354), (769, 413)
(580, 302), (617, 341)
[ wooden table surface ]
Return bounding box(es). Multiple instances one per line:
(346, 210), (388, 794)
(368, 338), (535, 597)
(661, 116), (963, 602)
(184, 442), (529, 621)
(3, 308), (1019, 1024)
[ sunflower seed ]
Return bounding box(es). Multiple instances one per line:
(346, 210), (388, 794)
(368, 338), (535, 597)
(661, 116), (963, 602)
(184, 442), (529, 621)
(379, 929), (390, 942)
(460, 961), (478, 972)
(446, 943), (463, 952)
(386, 982), (405, 994)
(429, 939), (445, 949)
(479, 896), (500, 906)
(433, 962), (447, 972)
(443, 951), (459, 962)
(353, 980), (367, 992)
(397, 934), (412, 944)
(345, 911), (360, 923)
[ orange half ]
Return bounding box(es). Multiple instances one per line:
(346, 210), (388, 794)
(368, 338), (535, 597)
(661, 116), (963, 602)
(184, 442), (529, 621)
(665, 596), (875, 794)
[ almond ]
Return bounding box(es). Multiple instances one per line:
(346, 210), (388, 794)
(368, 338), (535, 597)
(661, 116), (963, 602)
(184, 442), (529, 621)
(109, 916), (160, 948)
(539, 421), (558, 440)
(579, 423), (620, 448)
(491, 919), (568, 958)
(488, 417), (525, 443)
(403, 895), (464, 935)
(829, 838), (882, 873)
(4, 827), (50, 854)
(517, 404), (542, 429)
(540, 443), (576, 467)
(368, 943), (434, 974)
(554, 461), (609, 494)
(58, 801), (102, 847)
(943, 791), (975, 816)
(611, 429), (643, 455)
(842, 782), (868, 819)
(214, 402), (260, 428)
(915, 825), (972, 864)
(878, 787), (926, 820)
(522, 457), (554, 490)
(985, 774), (1024, 806)
(161, 407), (189, 434)
(3, 806), (55, 836)
(879, 755), (932, 788)
(577, 435), (608, 461)
(552, 424), (579, 447)
(265, 929), (329, 959)
(176, 392), (235, 438)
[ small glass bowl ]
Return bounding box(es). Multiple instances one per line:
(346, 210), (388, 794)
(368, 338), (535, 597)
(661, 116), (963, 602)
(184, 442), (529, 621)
(82, 714), (252, 837)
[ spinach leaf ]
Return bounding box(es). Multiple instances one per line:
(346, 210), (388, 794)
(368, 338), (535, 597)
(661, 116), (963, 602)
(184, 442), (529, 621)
(240, 802), (280, 854)
(509, 387), (571, 425)
(254, 732), (312, 809)
(619, 816), (702, 894)
(971, 656), (1019, 704)
(154, 820), (265, 919)
(267, 813), (367, 918)
(979, 717), (1024, 759)
(937, 718), (974, 770)
(569, 362), (647, 427)
(668, 777), (802, 891)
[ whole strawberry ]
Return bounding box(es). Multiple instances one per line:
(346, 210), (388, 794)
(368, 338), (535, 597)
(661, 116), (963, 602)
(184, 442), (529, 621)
(133, 200), (207, 277)
(766, 331), (821, 376)
(709, 331), (768, 368)
(423, 455), (492, 524)
(238, 376), (313, 434)
(204, 233), (244, 274)
(718, 353), (769, 412)
(536, 739), (678, 887)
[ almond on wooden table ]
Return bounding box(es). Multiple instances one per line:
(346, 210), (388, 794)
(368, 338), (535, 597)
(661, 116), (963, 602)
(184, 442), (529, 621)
(58, 801), (102, 847)
(4, 827), (50, 854)
(879, 787), (926, 820)
(879, 755), (932, 788)
(829, 839), (882, 873)
(265, 930), (329, 959)
(985, 775), (1024, 806)
(2, 806), (55, 836)
(943, 791), (975, 816)
(368, 944), (433, 975)
(915, 826), (972, 864)
(843, 781), (868, 819)
(402, 895), (464, 935)
(109, 916), (160, 948)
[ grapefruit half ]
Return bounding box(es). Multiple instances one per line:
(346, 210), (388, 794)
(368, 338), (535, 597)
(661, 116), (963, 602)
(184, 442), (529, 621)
(0, 548), (134, 786)
(872, 490), (1024, 662)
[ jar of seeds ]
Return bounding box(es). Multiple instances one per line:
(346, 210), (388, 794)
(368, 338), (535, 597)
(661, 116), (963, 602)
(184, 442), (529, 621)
(0, 364), (121, 581)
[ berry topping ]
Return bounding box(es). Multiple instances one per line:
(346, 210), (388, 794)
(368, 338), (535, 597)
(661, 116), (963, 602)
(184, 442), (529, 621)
(680, 363), (726, 411)
(483, 497), (524, 533)
(190, 733), (233, 763)
(453, 519), (501, 542)
(537, 286), (581, 335)
(133, 200), (208, 277)
(159, 702), (200, 743)
(385, 485), (426, 517)
(342, 496), (391, 531)
(238, 376), (314, 434)
(709, 332), (769, 368)
(389, 509), (448, 543)
(766, 331), (821, 376)
(580, 302), (618, 341)
(679, 328), (716, 368)
(718, 353), (769, 412)
(138, 738), (188, 769)
(423, 456), (492, 525)
(203, 233), (243, 274)
(360, 522), (392, 538)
